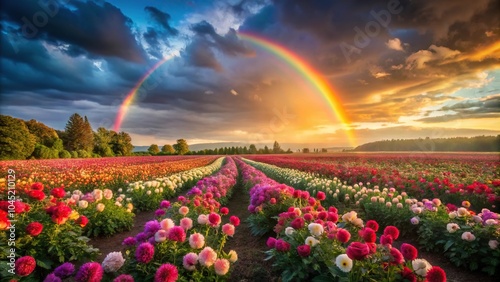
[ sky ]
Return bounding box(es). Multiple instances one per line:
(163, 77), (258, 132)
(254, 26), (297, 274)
(1, 0), (499, 147)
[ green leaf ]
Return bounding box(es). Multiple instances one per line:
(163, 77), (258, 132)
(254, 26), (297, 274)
(36, 258), (53, 270)
(443, 240), (454, 252)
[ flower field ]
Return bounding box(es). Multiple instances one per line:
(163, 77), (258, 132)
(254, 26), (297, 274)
(246, 154), (500, 210)
(0, 156), (217, 192)
(1, 154), (499, 281)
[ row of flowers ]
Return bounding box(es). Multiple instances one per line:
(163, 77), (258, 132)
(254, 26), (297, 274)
(246, 154), (500, 210)
(35, 157), (241, 281)
(123, 157), (225, 211)
(234, 158), (302, 236)
(236, 158), (447, 281)
(243, 158), (500, 276)
(0, 156), (217, 193)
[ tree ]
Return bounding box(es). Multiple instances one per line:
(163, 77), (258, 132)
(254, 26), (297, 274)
(302, 148), (310, 153)
(263, 145), (270, 154)
(111, 131), (134, 156)
(273, 141), (282, 154)
(173, 139), (189, 155)
(0, 115), (36, 160)
(249, 144), (257, 154)
(148, 144), (160, 154)
(93, 127), (114, 157)
(64, 113), (94, 152)
(161, 144), (175, 154)
(82, 116), (94, 152)
(25, 119), (58, 147)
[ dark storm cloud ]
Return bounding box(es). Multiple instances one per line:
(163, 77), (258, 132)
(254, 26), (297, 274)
(144, 6), (178, 36)
(143, 6), (179, 58)
(180, 20), (255, 71)
(183, 38), (223, 71)
(416, 95), (500, 123)
(191, 21), (254, 56)
(1, 0), (145, 62)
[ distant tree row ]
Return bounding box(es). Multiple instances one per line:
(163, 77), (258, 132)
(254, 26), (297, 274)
(352, 136), (500, 152)
(189, 141), (292, 155)
(0, 114), (134, 160)
(146, 139), (189, 155)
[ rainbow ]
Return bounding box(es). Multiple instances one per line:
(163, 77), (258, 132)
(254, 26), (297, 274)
(238, 31), (355, 146)
(113, 56), (172, 132)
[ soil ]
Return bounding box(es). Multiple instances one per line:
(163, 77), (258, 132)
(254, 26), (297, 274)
(90, 210), (157, 262)
(90, 184), (497, 282)
(223, 184), (279, 282)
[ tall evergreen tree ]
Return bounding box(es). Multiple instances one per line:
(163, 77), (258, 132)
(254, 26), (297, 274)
(82, 116), (94, 152)
(273, 141), (282, 154)
(249, 144), (257, 154)
(64, 113), (94, 152)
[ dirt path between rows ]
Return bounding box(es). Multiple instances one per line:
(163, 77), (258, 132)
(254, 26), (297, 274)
(224, 183), (279, 282)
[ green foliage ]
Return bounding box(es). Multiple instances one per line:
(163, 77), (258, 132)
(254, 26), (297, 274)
(93, 127), (115, 157)
(111, 131), (134, 156)
(79, 199), (135, 237)
(51, 138), (64, 151)
(417, 206), (500, 275)
(32, 144), (59, 159)
(70, 150), (78, 158)
(0, 200), (98, 280)
(0, 115), (36, 160)
(148, 144), (160, 154)
(25, 119), (59, 147)
(77, 149), (90, 158)
(161, 144), (175, 154)
(59, 150), (72, 158)
(173, 139), (189, 155)
(64, 113), (94, 152)
(353, 135), (500, 152)
(273, 141), (282, 153)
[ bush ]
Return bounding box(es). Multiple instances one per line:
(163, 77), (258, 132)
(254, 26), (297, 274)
(70, 151), (78, 158)
(32, 144), (59, 159)
(77, 150), (90, 158)
(59, 150), (71, 159)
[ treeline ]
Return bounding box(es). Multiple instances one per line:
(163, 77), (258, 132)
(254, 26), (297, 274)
(0, 114), (134, 160)
(190, 141), (292, 155)
(353, 136), (500, 152)
(140, 141), (293, 156)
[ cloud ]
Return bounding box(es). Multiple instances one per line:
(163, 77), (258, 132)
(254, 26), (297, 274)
(1, 1), (146, 62)
(182, 38), (223, 71)
(406, 45), (461, 69)
(191, 21), (255, 56)
(386, 38), (404, 51)
(418, 95), (500, 123)
(144, 6), (178, 35)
